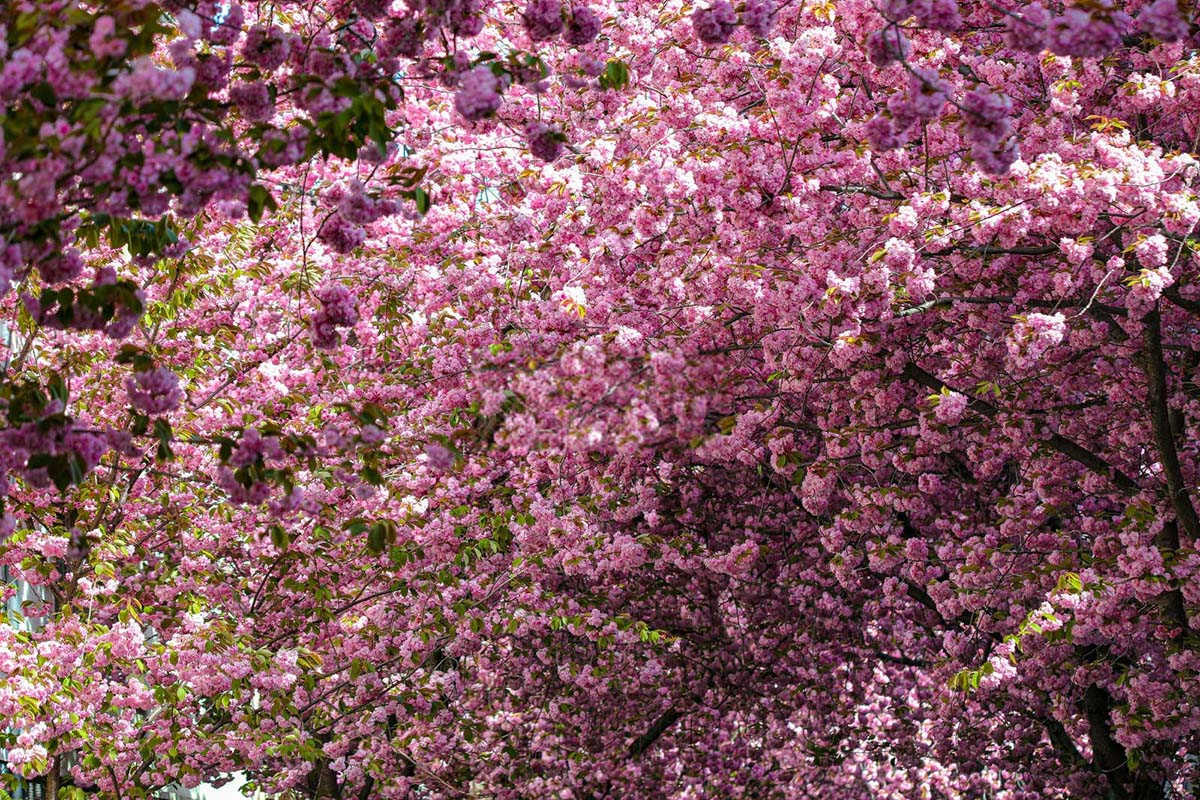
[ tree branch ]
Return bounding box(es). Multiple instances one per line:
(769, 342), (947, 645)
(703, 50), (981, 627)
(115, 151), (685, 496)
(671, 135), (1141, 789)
(923, 244), (1059, 258)
(1082, 686), (1136, 800)
(1142, 306), (1200, 543)
(875, 651), (929, 668)
(818, 183), (903, 201)
(1040, 715), (1087, 769)
(1141, 307), (1195, 640)
(901, 363), (1140, 494)
(1162, 285), (1200, 317)
(628, 709), (684, 758)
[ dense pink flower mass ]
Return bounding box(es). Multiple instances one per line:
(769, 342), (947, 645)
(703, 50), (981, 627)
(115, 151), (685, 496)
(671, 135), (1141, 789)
(2, 1), (1200, 799)
(454, 65), (503, 120)
(125, 367), (184, 415)
(525, 120), (565, 161)
(524, 0), (566, 41)
(693, 0), (738, 44)
(565, 5), (603, 45)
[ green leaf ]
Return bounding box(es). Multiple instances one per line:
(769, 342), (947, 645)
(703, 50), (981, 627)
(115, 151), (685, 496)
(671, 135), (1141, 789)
(47, 372), (68, 405)
(115, 345), (154, 370)
(67, 453), (87, 486)
(367, 525), (386, 554)
(414, 187), (431, 215)
(154, 418), (174, 460)
(269, 524), (290, 551)
(247, 184), (277, 223)
(130, 413), (150, 437)
(598, 59), (630, 90)
(361, 401), (388, 422)
(30, 81), (56, 107)
(60, 786), (88, 800)
(387, 164), (428, 188)
(1054, 572), (1083, 594)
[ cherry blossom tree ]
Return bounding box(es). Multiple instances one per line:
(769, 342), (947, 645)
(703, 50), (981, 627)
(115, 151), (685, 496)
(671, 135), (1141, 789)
(2, 1), (1200, 799)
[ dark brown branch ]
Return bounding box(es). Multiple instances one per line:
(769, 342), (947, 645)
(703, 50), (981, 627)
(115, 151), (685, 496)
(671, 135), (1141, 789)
(818, 183), (903, 201)
(354, 714), (400, 800)
(875, 651), (929, 668)
(355, 771), (375, 800)
(1141, 307), (1195, 640)
(1081, 685), (1166, 800)
(1041, 432), (1139, 494)
(1083, 685), (1131, 784)
(897, 294), (1126, 322)
(901, 363), (1140, 494)
(923, 244), (1059, 258)
(1075, 668), (1167, 799)
(628, 709), (684, 758)
(903, 578), (940, 614)
(893, 292), (1129, 342)
(901, 576), (973, 628)
(1041, 715), (1087, 769)
(1162, 285), (1200, 316)
(1143, 306), (1200, 543)
(1156, 520), (1191, 639)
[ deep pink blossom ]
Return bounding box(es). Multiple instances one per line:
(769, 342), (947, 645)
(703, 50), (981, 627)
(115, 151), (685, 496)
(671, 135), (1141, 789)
(454, 66), (502, 120)
(126, 368), (184, 415)
(693, 1), (738, 45)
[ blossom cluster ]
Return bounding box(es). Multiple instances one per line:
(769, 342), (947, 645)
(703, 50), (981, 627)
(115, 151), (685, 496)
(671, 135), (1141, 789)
(1, 2), (1200, 800)
(693, 0), (776, 44)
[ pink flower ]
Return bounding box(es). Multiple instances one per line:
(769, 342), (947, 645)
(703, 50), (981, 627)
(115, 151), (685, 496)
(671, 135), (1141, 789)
(693, 1), (738, 45)
(526, 121), (565, 162)
(1139, 0), (1190, 42)
(381, 18), (426, 58)
(565, 5), (602, 44)
(1134, 234), (1169, 268)
(424, 442), (455, 471)
(454, 66), (502, 120)
(866, 27), (911, 67)
(933, 391), (968, 424)
(126, 367), (184, 415)
(1006, 3), (1050, 51)
(1047, 7), (1123, 58)
(229, 80), (274, 122)
(961, 88), (1013, 148)
(524, 0), (565, 40)
(89, 15), (127, 59)
(1008, 312), (1067, 366)
(242, 26), (292, 70)
(354, 0), (392, 19)
(315, 282), (359, 327)
(908, 68), (948, 120)
(742, 0), (775, 37)
(317, 214), (366, 254)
